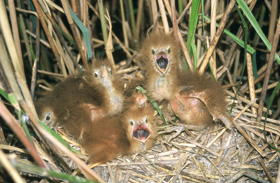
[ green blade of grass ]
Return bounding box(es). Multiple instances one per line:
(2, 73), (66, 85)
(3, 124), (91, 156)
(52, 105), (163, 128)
(98, 0), (108, 44)
(187, 0), (201, 54)
(252, 5), (266, 48)
(264, 80), (280, 152)
(128, 0), (136, 37)
(191, 44), (197, 71)
(236, 0), (280, 63)
(203, 16), (255, 55)
(38, 120), (81, 154)
(178, 0), (183, 16)
(8, 160), (97, 183)
(135, 86), (166, 124)
(0, 88), (10, 102)
(69, 8), (92, 60)
(7, 93), (34, 145)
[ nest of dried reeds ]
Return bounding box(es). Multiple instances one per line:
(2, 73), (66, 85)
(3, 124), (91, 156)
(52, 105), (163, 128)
(0, 0), (280, 182)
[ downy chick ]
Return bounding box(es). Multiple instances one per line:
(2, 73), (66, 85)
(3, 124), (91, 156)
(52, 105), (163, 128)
(36, 59), (125, 139)
(169, 72), (232, 130)
(91, 59), (124, 114)
(82, 94), (158, 164)
(139, 30), (183, 102)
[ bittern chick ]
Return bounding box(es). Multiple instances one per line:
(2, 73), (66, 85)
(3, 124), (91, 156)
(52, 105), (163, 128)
(90, 58), (125, 115)
(36, 59), (124, 139)
(169, 72), (232, 131)
(139, 30), (183, 102)
(82, 97), (158, 164)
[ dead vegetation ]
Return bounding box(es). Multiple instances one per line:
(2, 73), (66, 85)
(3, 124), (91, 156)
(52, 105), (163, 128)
(0, 0), (280, 182)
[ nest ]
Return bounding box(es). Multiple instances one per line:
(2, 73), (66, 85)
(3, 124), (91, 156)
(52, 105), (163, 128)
(0, 0), (279, 182)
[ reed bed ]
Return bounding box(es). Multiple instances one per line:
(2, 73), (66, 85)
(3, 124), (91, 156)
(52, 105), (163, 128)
(0, 0), (279, 182)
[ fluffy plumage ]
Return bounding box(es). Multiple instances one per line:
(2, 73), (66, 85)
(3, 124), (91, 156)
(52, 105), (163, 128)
(82, 96), (158, 164)
(169, 72), (232, 130)
(139, 30), (183, 101)
(138, 30), (231, 130)
(36, 59), (125, 139)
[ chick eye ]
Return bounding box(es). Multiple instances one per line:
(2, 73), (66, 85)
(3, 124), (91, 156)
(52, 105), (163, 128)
(108, 69), (112, 74)
(167, 48), (171, 54)
(130, 120), (135, 126)
(152, 49), (155, 55)
(94, 72), (99, 77)
(143, 118), (148, 124)
(44, 112), (52, 122)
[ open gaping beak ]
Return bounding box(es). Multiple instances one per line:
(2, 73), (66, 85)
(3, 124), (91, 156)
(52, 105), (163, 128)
(152, 48), (170, 75)
(132, 123), (151, 143)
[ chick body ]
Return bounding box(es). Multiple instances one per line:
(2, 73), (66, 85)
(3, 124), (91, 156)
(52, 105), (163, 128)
(82, 97), (157, 164)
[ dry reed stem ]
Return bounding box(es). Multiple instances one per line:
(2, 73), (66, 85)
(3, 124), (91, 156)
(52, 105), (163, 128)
(156, 163), (215, 182)
(210, 0), (217, 78)
(177, 0), (192, 23)
(255, 82), (279, 93)
(0, 149), (25, 183)
(0, 37), (25, 102)
(240, 64), (268, 94)
(158, 0), (169, 33)
(267, 0), (278, 43)
(225, 0), (257, 74)
(171, 0), (179, 42)
(8, 0), (24, 70)
(233, 99), (258, 121)
(120, 0), (128, 47)
(17, 4), (33, 65)
(232, 119), (265, 157)
(246, 53), (257, 115)
(178, 30), (194, 71)
(257, 16), (280, 121)
(32, 0), (61, 64)
(87, 2), (132, 58)
(163, 0), (172, 19)
(184, 138), (221, 157)
(41, 3), (77, 70)
(170, 153), (189, 182)
(104, 10), (115, 68)
(0, 144), (27, 153)
(25, 30), (50, 47)
(206, 128), (227, 148)
(197, 19), (202, 66)
(135, 0), (143, 41)
(150, 0), (158, 24)
(60, 0), (90, 72)
(0, 0), (25, 81)
(0, 101), (46, 168)
(233, 49), (240, 82)
(217, 54), (240, 105)
(0, 127), (6, 144)
(37, 70), (64, 78)
(226, 90), (270, 113)
(259, 158), (275, 183)
(16, 73), (37, 117)
(199, 0), (235, 74)
(30, 19), (40, 99)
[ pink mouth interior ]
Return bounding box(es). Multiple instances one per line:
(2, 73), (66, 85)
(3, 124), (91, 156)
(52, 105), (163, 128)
(156, 53), (169, 71)
(133, 124), (151, 141)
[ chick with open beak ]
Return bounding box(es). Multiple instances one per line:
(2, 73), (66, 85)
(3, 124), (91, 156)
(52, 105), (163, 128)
(131, 118), (151, 142)
(82, 99), (158, 164)
(139, 30), (183, 102)
(152, 47), (171, 75)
